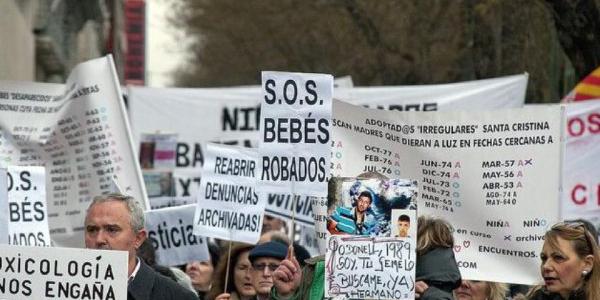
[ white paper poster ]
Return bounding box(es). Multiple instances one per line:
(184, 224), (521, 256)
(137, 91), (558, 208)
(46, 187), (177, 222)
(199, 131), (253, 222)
(193, 143), (264, 244)
(0, 168), (7, 244)
(6, 166), (50, 247)
(0, 244), (128, 300)
(0, 56), (147, 247)
(325, 236), (416, 300)
(145, 204), (209, 266)
(259, 71), (333, 197)
(322, 100), (564, 284)
(562, 100), (600, 227)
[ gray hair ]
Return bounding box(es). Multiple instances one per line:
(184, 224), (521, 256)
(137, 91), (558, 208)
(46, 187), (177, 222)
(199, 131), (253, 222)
(88, 193), (145, 232)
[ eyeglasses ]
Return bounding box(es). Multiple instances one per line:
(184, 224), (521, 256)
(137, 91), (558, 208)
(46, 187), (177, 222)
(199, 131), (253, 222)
(251, 263), (279, 272)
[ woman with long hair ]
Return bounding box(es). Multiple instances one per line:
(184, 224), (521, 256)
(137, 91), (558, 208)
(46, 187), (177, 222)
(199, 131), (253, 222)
(527, 221), (599, 300)
(207, 243), (256, 300)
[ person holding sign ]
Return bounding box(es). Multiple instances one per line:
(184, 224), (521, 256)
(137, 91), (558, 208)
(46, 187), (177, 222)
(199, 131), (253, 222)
(527, 221), (599, 300)
(208, 243), (257, 300)
(84, 193), (198, 300)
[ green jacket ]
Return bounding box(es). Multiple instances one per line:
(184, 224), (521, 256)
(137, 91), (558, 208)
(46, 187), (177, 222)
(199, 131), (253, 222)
(271, 255), (325, 300)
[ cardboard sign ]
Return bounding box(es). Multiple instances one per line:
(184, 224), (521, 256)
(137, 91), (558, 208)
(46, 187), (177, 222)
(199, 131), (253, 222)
(145, 204), (209, 266)
(0, 244), (127, 299)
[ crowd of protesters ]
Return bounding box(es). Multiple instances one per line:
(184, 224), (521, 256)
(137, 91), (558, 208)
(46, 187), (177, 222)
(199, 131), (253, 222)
(84, 193), (599, 300)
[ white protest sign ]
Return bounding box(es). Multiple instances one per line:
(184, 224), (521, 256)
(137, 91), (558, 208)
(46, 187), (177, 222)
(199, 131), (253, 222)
(562, 100), (600, 226)
(322, 100), (563, 284)
(259, 71), (333, 197)
(325, 236), (416, 300)
(145, 204), (209, 266)
(0, 56), (147, 248)
(0, 244), (127, 299)
(0, 168), (7, 244)
(193, 143), (263, 244)
(265, 194), (314, 226)
(6, 166), (50, 247)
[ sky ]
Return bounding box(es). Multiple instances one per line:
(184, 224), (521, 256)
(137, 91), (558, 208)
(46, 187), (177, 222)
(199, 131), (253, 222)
(146, 0), (186, 87)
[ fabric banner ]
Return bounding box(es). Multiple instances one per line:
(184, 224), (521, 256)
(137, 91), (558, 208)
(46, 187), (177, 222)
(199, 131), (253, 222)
(0, 244), (128, 300)
(6, 166), (50, 247)
(193, 143), (264, 244)
(562, 100), (600, 229)
(127, 74), (527, 223)
(318, 100), (564, 285)
(145, 204), (209, 266)
(0, 168), (7, 244)
(0, 56), (147, 247)
(258, 71), (333, 197)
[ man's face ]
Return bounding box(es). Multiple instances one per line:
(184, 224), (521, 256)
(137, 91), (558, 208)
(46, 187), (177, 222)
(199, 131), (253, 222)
(262, 215), (284, 233)
(397, 220), (410, 237)
(251, 257), (281, 295)
(357, 196), (371, 213)
(84, 200), (146, 260)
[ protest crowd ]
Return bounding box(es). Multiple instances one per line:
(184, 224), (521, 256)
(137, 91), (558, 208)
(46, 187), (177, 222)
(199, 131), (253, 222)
(2, 2), (600, 299)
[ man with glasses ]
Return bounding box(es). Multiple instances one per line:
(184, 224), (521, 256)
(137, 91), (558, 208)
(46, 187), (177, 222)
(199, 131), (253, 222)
(248, 241), (287, 300)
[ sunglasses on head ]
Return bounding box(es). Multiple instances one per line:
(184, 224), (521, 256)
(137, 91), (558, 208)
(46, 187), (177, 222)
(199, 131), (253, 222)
(551, 221), (596, 251)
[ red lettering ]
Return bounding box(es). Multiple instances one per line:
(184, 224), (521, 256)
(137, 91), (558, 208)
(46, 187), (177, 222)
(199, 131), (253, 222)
(589, 113), (600, 134)
(571, 184), (586, 205)
(567, 117), (585, 137)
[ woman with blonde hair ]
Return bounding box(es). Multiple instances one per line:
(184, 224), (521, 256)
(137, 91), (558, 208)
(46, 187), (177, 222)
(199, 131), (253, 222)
(527, 221), (599, 300)
(207, 243), (256, 300)
(454, 280), (508, 300)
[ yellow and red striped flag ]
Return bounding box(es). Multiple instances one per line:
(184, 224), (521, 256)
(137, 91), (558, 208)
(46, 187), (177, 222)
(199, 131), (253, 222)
(562, 67), (600, 102)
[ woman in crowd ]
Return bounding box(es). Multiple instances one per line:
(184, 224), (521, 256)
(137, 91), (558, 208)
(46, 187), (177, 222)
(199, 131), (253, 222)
(527, 221), (599, 300)
(185, 242), (221, 299)
(415, 215), (462, 300)
(454, 280), (508, 300)
(207, 243), (256, 300)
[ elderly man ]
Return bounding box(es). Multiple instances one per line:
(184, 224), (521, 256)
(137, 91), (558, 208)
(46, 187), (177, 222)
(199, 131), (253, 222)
(248, 241), (288, 300)
(84, 193), (197, 300)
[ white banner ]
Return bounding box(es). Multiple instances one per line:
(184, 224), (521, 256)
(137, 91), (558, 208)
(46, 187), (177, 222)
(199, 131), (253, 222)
(193, 143), (264, 244)
(7, 166), (50, 247)
(323, 100), (564, 285)
(259, 71), (333, 197)
(0, 244), (128, 300)
(562, 100), (600, 227)
(0, 56), (147, 247)
(0, 168), (7, 244)
(127, 74), (527, 223)
(145, 204), (209, 266)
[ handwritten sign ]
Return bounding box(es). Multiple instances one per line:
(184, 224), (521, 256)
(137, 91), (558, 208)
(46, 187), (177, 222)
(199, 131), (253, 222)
(325, 236), (416, 299)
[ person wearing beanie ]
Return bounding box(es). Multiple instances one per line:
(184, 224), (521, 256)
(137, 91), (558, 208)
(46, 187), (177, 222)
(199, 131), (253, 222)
(248, 241), (288, 300)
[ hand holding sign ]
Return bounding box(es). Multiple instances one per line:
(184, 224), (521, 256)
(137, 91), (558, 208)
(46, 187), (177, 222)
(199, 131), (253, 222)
(273, 245), (302, 297)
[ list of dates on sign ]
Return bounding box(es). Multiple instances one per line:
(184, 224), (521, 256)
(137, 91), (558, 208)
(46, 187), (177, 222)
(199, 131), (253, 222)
(420, 158), (533, 212)
(0, 107), (123, 213)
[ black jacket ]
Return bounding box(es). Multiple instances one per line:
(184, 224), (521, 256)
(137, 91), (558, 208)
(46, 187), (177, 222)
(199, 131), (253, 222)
(528, 287), (586, 300)
(416, 247), (462, 300)
(128, 261), (198, 300)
